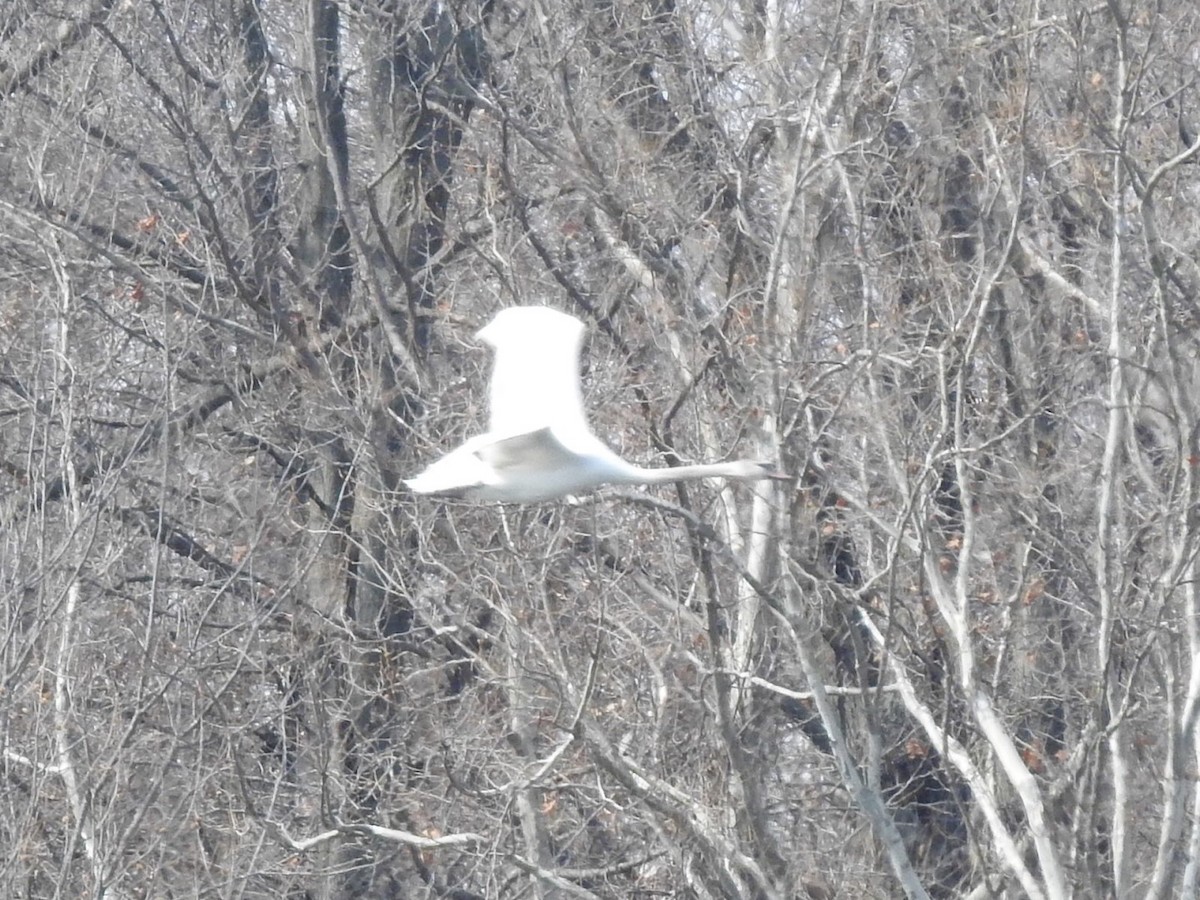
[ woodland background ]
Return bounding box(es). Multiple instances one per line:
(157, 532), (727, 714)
(3, 1), (1200, 898)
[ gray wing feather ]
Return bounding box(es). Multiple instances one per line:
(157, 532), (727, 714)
(476, 427), (581, 474)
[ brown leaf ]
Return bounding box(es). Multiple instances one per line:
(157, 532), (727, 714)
(1023, 578), (1046, 606)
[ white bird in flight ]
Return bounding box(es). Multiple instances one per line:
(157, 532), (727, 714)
(404, 306), (787, 503)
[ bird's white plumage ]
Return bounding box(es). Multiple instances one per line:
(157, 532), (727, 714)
(478, 307), (591, 440)
(405, 306), (786, 502)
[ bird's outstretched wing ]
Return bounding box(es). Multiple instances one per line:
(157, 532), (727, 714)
(480, 308), (592, 439)
(476, 427), (581, 475)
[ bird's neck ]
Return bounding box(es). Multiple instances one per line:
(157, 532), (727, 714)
(629, 462), (739, 484)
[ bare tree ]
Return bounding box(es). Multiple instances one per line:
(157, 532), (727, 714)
(4, 1), (1200, 898)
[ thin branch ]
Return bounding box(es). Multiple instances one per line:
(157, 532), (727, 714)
(0, 0), (120, 97)
(849, 596), (1049, 900)
(274, 822), (484, 852)
(4, 749), (66, 775)
(507, 855), (604, 899)
(716, 671), (902, 700)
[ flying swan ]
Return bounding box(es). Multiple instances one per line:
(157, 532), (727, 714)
(404, 306), (787, 503)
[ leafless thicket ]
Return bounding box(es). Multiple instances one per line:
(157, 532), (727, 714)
(2, 1), (1200, 898)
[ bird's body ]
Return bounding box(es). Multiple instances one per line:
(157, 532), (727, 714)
(405, 307), (786, 503)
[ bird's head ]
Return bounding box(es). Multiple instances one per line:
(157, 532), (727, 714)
(728, 460), (792, 481)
